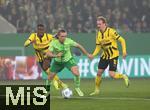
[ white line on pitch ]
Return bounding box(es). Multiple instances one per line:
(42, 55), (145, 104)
(51, 96), (150, 101)
(1, 95), (149, 101)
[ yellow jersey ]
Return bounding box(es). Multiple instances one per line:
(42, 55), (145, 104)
(93, 27), (126, 59)
(26, 33), (53, 62)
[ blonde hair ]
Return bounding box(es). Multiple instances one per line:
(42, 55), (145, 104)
(97, 16), (107, 24)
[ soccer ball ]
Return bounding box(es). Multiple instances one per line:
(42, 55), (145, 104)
(61, 88), (73, 99)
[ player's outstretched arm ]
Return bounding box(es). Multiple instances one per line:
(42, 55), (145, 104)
(76, 43), (93, 59)
(92, 45), (101, 57)
(24, 33), (36, 47)
(45, 50), (63, 58)
(24, 39), (32, 47)
(118, 37), (127, 59)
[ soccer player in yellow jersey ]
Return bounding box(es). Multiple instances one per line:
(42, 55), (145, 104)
(89, 16), (129, 95)
(24, 24), (67, 91)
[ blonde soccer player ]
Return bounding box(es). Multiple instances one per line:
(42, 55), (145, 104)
(89, 16), (130, 95)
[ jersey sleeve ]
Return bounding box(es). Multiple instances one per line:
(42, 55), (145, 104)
(111, 28), (121, 40)
(47, 34), (54, 41)
(96, 31), (100, 45)
(96, 36), (100, 45)
(24, 33), (36, 47)
(111, 28), (127, 54)
(28, 33), (36, 42)
(93, 31), (101, 56)
(48, 41), (54, 52)
(118, 36), (127, 54)
(69, 38), (78, 47)
(92, 45), (101, 56)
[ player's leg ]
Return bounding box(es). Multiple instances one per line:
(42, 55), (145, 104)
(38, 61), (50, 91)
(90, 69), (104, 95)
(66, 58), (84, 96)
(71, 66), (84, 96)
(109, 71), (129, 87)
(42, 58), (59, 90)
(53, 74), (68, 90)
(46, 68), (66, 90)
(41, 72), (57, 97)
(50, 60), (68, 89)
(90, 58), (108, 96)
(42, 58), (68, 90)
(109, 57), (129, 87)
(42, 58), (55, 87)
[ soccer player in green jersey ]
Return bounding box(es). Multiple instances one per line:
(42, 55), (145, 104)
(45, 29), (92, 96)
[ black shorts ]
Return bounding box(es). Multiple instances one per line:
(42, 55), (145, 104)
(39, 58), (51, 71)
(98, 57), (118, 71)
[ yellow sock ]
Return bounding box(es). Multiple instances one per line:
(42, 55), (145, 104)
(45, 68), (60, 82)
(114, 72), (124, 79)
(53, 75), (68, 89)
(53, 75), (59, 81)
(45, 68), (51, 75)
(45, 68), (67, 89)
(95, 76), (102, 89)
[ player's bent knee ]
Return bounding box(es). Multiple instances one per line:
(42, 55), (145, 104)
(97, 69), (104, 76)
(48, 73), (56, 80)
(71, 66), (79, 76)
(72, 70), (79, 76)
(42, 66), (49, 71)
(109, 71), (115, 78)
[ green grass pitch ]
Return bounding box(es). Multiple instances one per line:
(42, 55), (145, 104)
(0, 78), (150, 110)
(51, 78), (150, 110)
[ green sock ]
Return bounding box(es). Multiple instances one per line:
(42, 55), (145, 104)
(74, 75), (80, 88)
(45, 80), (52, 92)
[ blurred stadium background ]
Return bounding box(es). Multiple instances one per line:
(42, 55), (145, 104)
(0, 0), (150, 110)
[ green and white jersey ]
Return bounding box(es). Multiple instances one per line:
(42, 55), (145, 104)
(49, 38), (77, 62)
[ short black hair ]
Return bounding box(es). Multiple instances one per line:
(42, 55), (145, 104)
(37, 24), (44, 28)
